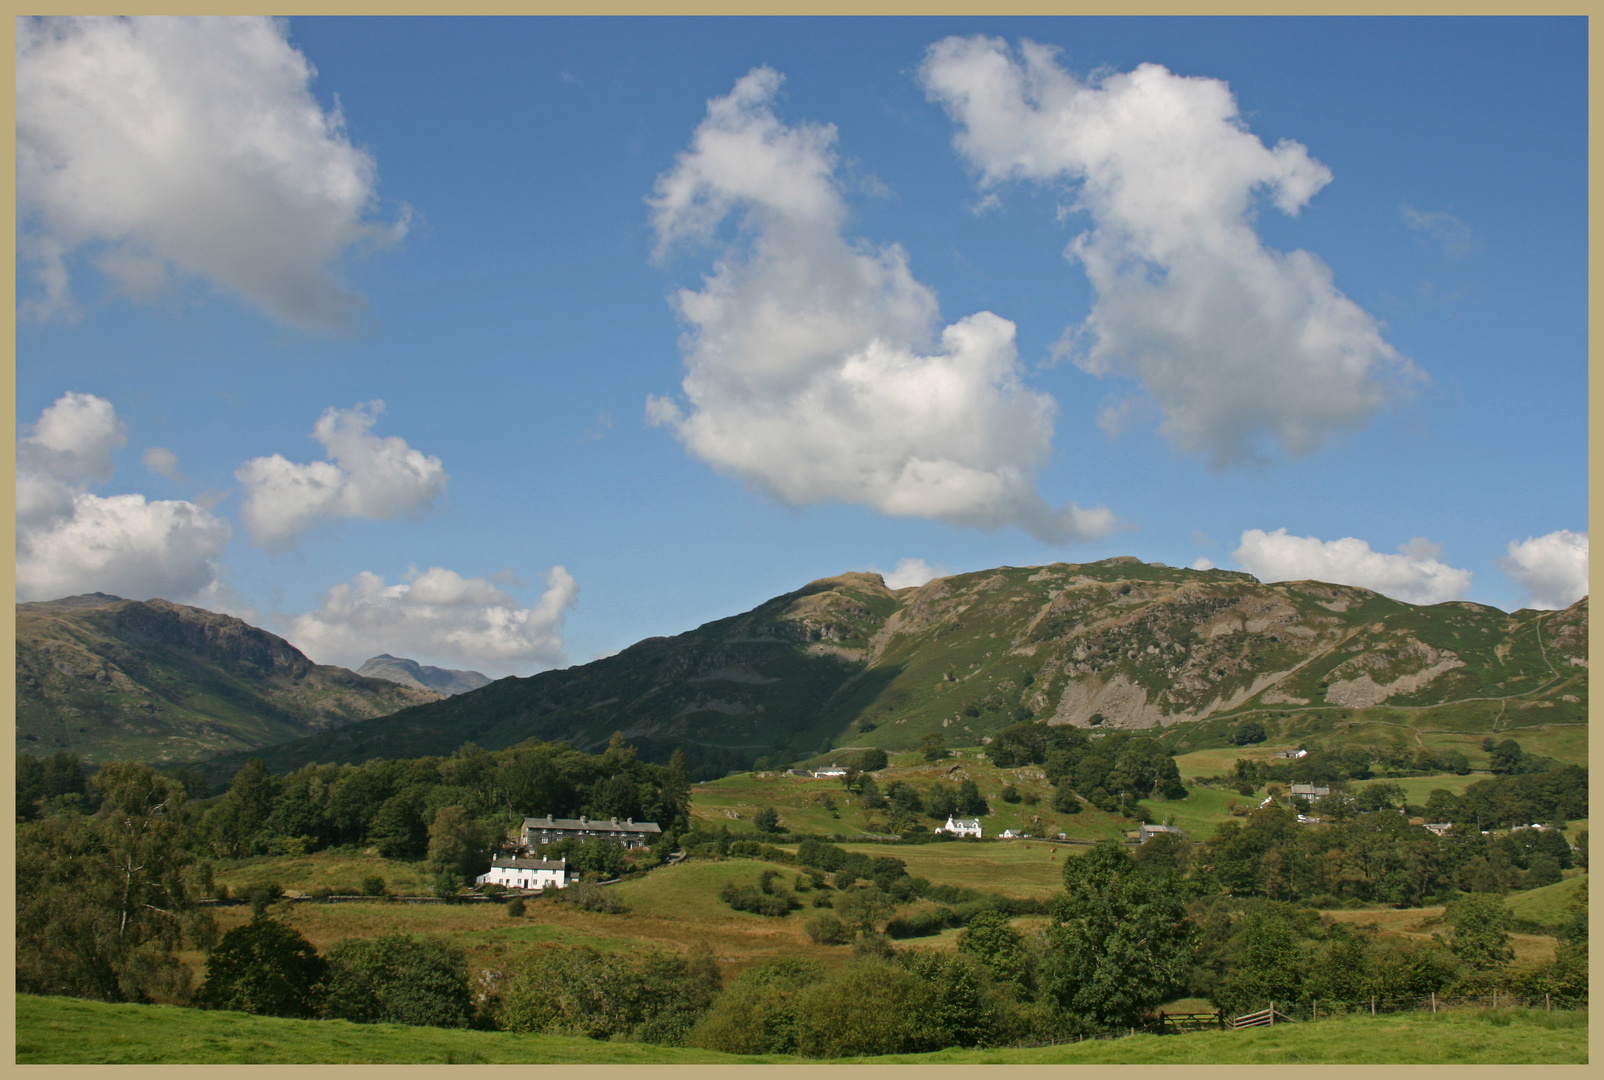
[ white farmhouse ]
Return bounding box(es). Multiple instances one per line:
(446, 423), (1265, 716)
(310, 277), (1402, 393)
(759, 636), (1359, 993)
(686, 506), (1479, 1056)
(939, 816), (982, 838)
(477, 857), (569, 891)
(813, 763), (849, 778)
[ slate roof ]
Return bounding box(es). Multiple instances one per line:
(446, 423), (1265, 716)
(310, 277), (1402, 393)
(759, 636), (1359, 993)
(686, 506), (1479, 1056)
(521, 815), (662, 835)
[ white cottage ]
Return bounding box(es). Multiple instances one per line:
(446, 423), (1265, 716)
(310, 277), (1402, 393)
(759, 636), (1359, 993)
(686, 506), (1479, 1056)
(477, 857), (569, 891)
(939, 816), (982, 838)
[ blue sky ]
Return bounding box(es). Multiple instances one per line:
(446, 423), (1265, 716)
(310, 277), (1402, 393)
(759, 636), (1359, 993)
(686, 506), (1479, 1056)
(15, 16), (1588, 677)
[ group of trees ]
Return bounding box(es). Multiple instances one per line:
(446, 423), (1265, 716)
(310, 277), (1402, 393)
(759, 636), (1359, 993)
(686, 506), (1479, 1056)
(986, 722), (1187, 815)
(16, 736), (695, 1007)
(191, 735), (692, 867)
(191, 915), (486, 1028)
(1215, 739), (1474, 791)
(1188, 803), (1583, 906)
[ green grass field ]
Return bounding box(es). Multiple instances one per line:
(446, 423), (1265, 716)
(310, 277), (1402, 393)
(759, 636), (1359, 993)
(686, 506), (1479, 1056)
(210, 848), (440, 897)
(17, 994), (1585, 1064)
(1503, 873), (1588, 927)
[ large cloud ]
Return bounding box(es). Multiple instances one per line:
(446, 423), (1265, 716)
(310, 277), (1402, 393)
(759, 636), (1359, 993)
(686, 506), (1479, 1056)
(16, 16), (407, 330)
(920, 37), (1422, 468)
(646, 67), (1120, 544)
(16, 392), (232, 603)
(1498, 530), (1588, 610)
(282, 565), (579, 677)
(235, 401), (448, 549)
(1232, 528), (1471, 606)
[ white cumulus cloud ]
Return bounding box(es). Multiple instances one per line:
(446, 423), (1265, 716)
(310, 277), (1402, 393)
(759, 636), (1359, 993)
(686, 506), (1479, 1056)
(882, 557), (948, 590)
(16, 16), (408, 330)
(16, 392), (232, 603)
(235, 401), (448, 549)
(646, 67), (1121, 545)
(282, 564), (579, 677)
(1232, 528), (1471, 606)
(1498, 530), (1588, 610)
(920, 36), (1422, 468)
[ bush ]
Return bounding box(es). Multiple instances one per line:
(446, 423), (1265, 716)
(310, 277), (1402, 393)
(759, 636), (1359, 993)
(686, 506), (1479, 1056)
(687, 959), (824, 1055)
(1232, 721), (1268, 746)
(482, 882), (505, 898)
(557, 882), (627, 914)
(497, 945), (719, 1044)
(791, 959), (939, 1056)
(506, 898), (526, 917)
(194, 915), (326, 1019)
(324, 935), (472, 1027)
(884, 909), (946, 939)
(805, 913), (854, 945)
(248, 883), (285, 916)
(721, 882), (798, 917)
(360, 875), (388, 897)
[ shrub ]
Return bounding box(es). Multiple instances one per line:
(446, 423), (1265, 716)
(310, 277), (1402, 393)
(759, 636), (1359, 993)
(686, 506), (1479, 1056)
(805, 913), (853, 945)
(194, 915), (326, 1019)
(324, 935), (472, 1028)
(360, 875), (387, 897)
(687, 959), (824, 1055)
(791, 959), (939, 1057)
(506, 898), (526, 917)
(884, 909), (945, 939)
(558, 882), (627, 914)
(720, 882), (797, 917)
(497, 945), (719, 1044)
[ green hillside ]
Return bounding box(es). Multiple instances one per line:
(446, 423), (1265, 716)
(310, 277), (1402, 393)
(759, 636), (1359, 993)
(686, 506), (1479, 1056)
(15, 594), (440, 764)
(200, 560), (1586, 781)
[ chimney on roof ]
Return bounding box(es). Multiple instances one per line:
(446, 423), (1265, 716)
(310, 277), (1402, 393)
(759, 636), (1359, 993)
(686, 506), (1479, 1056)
(579, 815), (587, 825)
(611, 817), (618, 826)
(546, 814), (553, 824)
(627, 817), (633, 825)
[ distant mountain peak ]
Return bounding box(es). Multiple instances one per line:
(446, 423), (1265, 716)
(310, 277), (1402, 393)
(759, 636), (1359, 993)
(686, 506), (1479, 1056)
(356, 655), (493, 697)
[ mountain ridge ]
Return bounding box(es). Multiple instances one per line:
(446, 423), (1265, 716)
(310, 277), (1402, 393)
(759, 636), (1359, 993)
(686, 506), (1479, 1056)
(194, 559), (1588, 781)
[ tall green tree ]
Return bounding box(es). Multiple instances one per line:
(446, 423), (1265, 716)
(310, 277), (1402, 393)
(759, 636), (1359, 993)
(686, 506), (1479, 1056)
(1438, 893), (1514, 975)
(426, 805), (490, 885)
(1211, 910), (1310, 1016)
(16, 762), (196, 1003)
(1038, 843), (1193, 1028)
